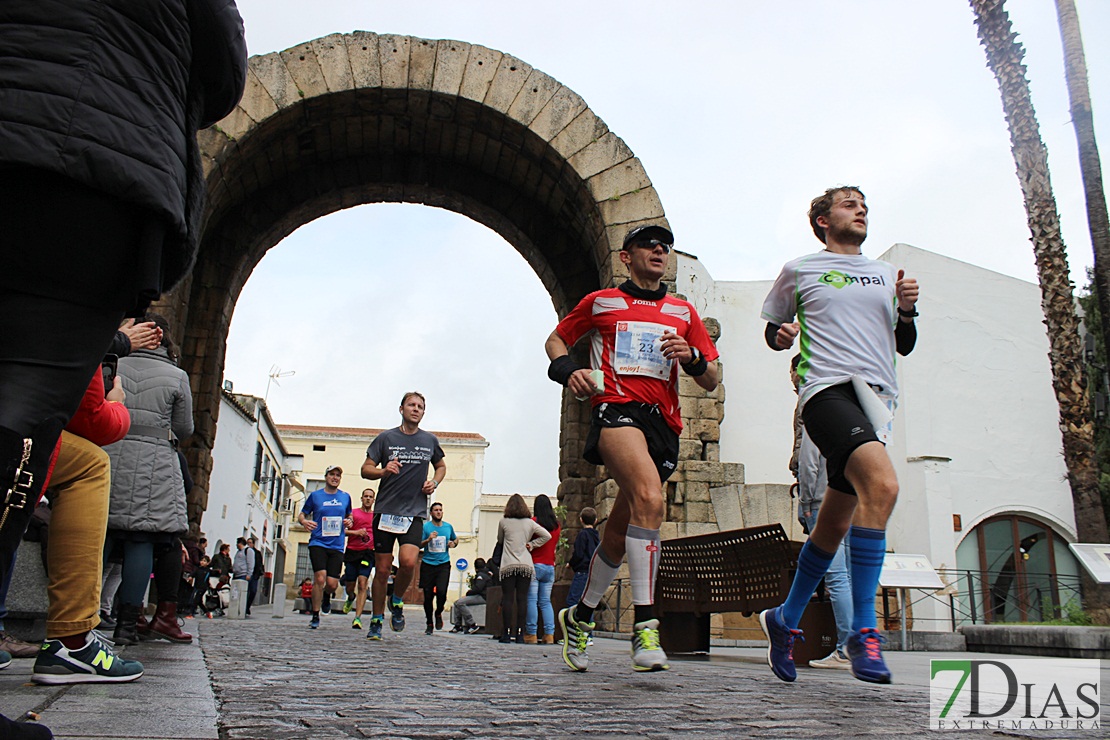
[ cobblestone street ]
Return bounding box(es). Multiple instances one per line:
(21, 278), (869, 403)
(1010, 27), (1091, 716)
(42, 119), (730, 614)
(199, 606), (1094, 739)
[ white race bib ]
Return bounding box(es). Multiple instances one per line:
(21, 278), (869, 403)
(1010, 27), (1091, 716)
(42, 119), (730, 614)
(321, 516), (342, 537)
(428, 534), (447, 553)
(614, 321), (672, 380)
(850, 376), (895, 445)
(379, 514), (413, 534)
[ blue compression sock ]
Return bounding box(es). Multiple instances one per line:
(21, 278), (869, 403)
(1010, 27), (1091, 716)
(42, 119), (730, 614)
(780, 540), (836, 630)
(849, 526), (886, 631)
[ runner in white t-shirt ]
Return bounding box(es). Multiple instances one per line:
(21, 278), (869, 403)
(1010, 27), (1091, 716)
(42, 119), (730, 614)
(758, 186), (919, 686)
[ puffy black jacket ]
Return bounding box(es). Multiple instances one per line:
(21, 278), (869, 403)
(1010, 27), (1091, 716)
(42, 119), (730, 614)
(0, 0), (247, 288)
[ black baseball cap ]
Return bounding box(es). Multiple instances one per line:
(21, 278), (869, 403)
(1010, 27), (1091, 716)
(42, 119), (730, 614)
(622, 225), (674, 250)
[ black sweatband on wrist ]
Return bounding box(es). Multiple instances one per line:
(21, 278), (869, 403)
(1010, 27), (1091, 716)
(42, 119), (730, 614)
(681, 353), (708, 377)
(547, 355), (581, 386)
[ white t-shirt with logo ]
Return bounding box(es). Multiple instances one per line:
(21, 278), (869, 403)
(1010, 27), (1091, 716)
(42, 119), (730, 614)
(761, 250), (899, 408)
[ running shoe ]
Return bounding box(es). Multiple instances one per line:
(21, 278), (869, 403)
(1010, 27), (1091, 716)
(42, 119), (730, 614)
(351, 616), (362, 630)
(558, 607), (594, 672)
(0, 631), (40, 658)
(435, 613), (443, 630)
(0, 649), (10, 670)
(449, 624), (463, 634)
(464, 624), (482, 635)
(31, 633), (143, 684)
(321, 591), (332, 615)
(309, 614), (320, 629)
(630, 619), (669, 672)
(389, 597), (405, 632)
(367, 617), (384, 641)
(809, 648), (850, 669)
(343, 597), (353, 614)
(425, 624), (434, 636)
(846, 628), (892, 684)
(759, 606), (803, 682)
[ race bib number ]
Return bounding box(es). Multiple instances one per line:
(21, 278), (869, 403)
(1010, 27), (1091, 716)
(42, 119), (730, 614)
(428, 534), (447, 553)
(379, 514), (413, 534)
(614, 321), (672, 380)
(321, 516), (342, 537)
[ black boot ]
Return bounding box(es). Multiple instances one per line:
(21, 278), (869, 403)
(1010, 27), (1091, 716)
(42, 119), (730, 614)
(113, 603), (141, 647)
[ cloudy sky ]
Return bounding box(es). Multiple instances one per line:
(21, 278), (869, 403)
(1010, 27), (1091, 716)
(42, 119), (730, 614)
(222, 0), (1109, 494)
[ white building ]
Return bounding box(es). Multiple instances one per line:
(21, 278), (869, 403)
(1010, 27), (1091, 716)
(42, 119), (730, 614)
(206, 389), (303, 593)
(682, 244), (1082, 630)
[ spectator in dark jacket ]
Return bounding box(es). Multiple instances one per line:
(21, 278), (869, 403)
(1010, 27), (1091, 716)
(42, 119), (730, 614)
(0, 1), (247, 641)
(566, 507), (601, 608)
(449, 558), (497, 634)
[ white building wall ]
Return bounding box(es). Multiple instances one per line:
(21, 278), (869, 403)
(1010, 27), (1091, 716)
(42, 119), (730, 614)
(206, 396), (257, 552)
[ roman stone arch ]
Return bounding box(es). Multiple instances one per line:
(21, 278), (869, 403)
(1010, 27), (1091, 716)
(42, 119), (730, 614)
(159, 32), (738, 543)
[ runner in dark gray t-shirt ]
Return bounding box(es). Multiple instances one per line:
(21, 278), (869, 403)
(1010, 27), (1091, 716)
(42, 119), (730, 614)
(360, 391), (446, 639)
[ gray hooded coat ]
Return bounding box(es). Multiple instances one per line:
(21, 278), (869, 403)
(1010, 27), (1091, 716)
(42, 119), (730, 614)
(105, 347), (194, 535)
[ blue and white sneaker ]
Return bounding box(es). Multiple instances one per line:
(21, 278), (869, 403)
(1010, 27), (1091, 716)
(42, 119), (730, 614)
(309, 614), (320, 629)
(367, 617), (384, 641)
(846, 628), (892, 684)
(389, 597), (405, 632)
(321, 591), (332, 615)
(0, 648), (10, 670)
(759, 606), (803, 682)
(31, 632), (143, 684)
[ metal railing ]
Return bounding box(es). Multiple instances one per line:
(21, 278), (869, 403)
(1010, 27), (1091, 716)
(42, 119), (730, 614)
(938, 568), (1084, 628)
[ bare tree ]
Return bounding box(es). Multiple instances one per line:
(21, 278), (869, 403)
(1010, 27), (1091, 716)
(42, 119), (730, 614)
(969, 0), (1108, 615)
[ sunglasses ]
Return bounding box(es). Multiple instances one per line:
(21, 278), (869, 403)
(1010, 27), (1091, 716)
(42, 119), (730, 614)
(630, 239), (672, 254)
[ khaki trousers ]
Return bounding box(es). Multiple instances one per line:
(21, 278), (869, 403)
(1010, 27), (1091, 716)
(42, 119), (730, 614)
(45, 430), (110, 638)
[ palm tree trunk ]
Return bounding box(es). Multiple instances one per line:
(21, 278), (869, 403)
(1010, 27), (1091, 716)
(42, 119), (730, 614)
(969, 0), (1109, 615)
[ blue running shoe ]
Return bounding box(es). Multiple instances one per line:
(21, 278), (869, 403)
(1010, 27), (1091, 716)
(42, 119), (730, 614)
(309, 614), (320, 629)
(389, 597), (405, 632)
(367, 617), (383, 641)
(0, 649), (11, 670)
(846, 628), (892, 684)
(759, 606), (803, 682)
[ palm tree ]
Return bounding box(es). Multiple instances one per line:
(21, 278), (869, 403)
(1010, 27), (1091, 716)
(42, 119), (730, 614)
(969, 0), (1108, 615)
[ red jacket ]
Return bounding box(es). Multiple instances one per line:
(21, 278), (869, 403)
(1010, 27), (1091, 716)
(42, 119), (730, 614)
(41, 371), (131, 495)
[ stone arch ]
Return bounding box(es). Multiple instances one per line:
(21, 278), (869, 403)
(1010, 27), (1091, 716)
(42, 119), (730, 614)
(159, 32), (729, 539)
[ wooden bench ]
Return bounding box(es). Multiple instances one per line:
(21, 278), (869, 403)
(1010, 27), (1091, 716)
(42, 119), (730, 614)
(654, 523), (833, 661)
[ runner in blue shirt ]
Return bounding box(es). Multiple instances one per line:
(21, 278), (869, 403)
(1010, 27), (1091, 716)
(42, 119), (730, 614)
(297, 465), (353, 629)
(419, 502), (457, 634)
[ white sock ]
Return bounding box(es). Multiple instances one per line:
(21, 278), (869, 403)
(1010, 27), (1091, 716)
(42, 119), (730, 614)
(626, 525), (661, 607)
(579, 547), (621, 612)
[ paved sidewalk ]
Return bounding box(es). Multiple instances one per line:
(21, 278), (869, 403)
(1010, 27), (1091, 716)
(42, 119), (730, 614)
(2, 605), (1106, 738)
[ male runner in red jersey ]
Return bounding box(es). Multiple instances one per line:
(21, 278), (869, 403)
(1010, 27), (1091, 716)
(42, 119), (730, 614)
(545, 224), (719, 672)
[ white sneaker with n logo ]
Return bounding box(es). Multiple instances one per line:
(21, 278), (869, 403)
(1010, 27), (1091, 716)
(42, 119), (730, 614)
(32, 632), (144, 684)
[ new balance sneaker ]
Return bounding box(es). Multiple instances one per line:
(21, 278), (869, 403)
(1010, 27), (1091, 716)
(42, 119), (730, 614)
(367, 617), (384, 641)
(351, 616), (362, 630)
(630, 619), (669, 672)
(309, 614), (320, 629)
(389, 597), (405, 632)
(32, 633), (143, 684)
(0, 649), (10, 670)
(759, 606), (803, 682)
(321, 591), (332, 615)
(343, 597), (353, 614)
(809, 648), (850, 669)
(846, 628), (892, 684)
(558, 607), (594, 672)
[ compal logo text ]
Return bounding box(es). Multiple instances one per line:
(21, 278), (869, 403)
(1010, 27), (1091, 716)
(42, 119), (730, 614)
(820, 270), (887, 289)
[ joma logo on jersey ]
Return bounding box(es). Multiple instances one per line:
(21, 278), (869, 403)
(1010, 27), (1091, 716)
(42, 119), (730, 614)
(631, 300), (657, 306)
(820, 270), (886, 289)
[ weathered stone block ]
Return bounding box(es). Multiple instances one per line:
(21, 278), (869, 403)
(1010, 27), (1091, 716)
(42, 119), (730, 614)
(310, 33), (354, 92)
(688, 418), (720, 442)
(431, 39), (468, 96)
(459, 45), (502, 103)
(250, 53), (302, 109)
(343, 32), (382, 88)
(697, 398), (723, 421)
(406, 38), (437, 91)
(678, 439), (702, 461)
(568, 131), (634, 181)
(685, 482), (712, 503)
(710, 485), (744, 530)
(704, 442), (720, 462)
(549, 108), (607, 161)
(507, 69), (560, 127)
(378, 34), (411, 88)
(484, 55), (531, 113)
(598, 186), (665, 226)
(529, 86), (588, 143)
(279, 43), (328, 101)
(684, 502), (714, 524)
(588, 159), (652, 203)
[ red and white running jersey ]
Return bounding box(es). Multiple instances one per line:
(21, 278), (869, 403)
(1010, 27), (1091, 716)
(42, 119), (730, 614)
(556, 287), (719, 434)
